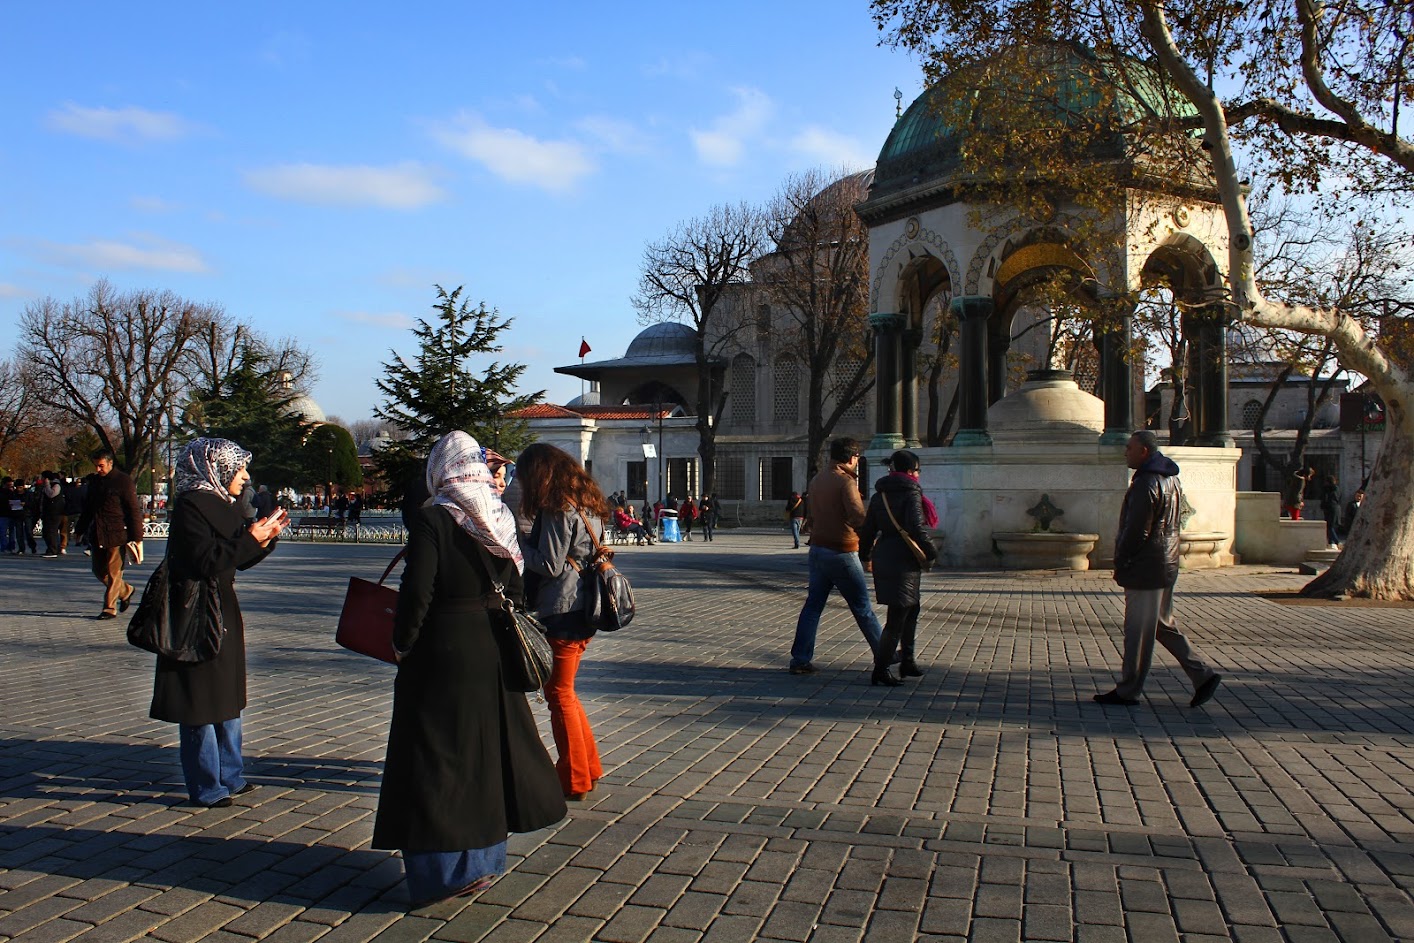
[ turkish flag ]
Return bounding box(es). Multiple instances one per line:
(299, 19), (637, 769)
(578, 339), (591, 357)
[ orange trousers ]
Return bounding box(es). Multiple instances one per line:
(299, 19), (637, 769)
(545, 638), (602, 795)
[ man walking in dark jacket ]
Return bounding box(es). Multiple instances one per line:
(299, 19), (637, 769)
(1096, 431), (1222, 707)
(75, 448), (144, 619)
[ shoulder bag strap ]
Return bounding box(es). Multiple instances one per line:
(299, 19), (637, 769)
(566, 507), (609, 573)
(378, 547), (408, 585)
(881, 494), (910, 539)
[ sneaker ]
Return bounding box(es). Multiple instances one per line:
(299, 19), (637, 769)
(42, 553), (59, 559)
(788, 663), (818, 675)
(1093, 690), (1139, 706)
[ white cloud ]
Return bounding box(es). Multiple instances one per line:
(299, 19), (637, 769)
(332, 310), (415, 330)
(259, 30), (311, 67)
(45, 103), (197, 143)
(574, 115), (651, 155)
(242, 162), (446, 209)
(0, 283), (29, 299)
(536, 55), (587, 71)
(644, 52), (712, 81)
(33, 235), (210, 273)
(690, 87), (773, 167)
(130, 195), (182, 213)
(432, 113), (595, 192)
(788, 127), (874, 172)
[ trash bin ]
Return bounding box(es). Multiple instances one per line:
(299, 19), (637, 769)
(661, 518), (681, 542)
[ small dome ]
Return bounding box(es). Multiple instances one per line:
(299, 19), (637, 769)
(987, 372), (1103, 444)
(284, 393), (326, 425)
(566, 389), (602, 407)
(624, 322), (698, 361)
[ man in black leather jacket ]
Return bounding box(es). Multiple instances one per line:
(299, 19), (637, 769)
(1095, 431), (1222, 708)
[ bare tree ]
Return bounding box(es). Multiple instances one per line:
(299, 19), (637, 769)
(19, 280), (214, 473)
(184, 321), (317, 403)
(874, 0), (1414, 597)
(761, 170), (876, 475)
(633, 202), (768, 495)
(0, 359), (50, 469)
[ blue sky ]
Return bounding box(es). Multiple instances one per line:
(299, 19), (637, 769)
(0, 2), (925, 425)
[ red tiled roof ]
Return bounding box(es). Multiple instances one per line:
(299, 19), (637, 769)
(511, 403), (581, 419)
(510, 404), (679, 421)
(573, 406), (676, 420)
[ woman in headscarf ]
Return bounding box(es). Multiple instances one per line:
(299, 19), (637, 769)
(858, 449), (939, 687)
(150, 438), (289, 808)
(372, 431), (564, 909)
(513, 442), (612, 802)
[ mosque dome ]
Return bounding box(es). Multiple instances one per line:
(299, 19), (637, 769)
(871, 43), (1200, 199)
(284, 392), (326, 425)
(566, 389), (602, 407)
(623, 322), (699, 361)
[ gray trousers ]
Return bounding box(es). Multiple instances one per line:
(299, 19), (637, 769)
(1114, 583), (1217, 699)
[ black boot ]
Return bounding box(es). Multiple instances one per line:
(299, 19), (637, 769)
(871, 667), (902, 686)
(898, 660), (924, 678)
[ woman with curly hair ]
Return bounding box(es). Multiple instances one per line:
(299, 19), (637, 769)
(514, 443), (611, 801)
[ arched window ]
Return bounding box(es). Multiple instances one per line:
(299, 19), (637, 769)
(730, 353), (756, 426)
(773, 355), (800, 423)
(1242, 399), (1264, 430)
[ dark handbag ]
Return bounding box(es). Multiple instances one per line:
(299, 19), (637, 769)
(126, 558), (225, 662)
(567, 509), (636, 631)
(463, 545), (553, 696)
(493, 598), (554, 696)
(882, 496), (934, 570)
(335, 549), (405, 664)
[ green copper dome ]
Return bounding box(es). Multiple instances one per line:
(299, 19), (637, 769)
(873, 43), (1199, 198)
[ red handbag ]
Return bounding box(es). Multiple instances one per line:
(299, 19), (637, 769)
(335, 549), (406, 664)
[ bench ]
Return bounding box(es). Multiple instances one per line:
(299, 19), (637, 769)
(290, 516), (346, 539)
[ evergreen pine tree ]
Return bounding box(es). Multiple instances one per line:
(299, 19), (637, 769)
(182, 345), (311, 489)
(373, 285), (542, 502)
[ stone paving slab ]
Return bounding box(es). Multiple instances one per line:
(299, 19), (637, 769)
(3, 536), (1414, 942)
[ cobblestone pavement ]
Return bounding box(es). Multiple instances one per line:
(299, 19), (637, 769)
(3, 535), (1414, 943)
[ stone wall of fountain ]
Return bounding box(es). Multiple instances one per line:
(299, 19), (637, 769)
(867, 373), (1239, 570)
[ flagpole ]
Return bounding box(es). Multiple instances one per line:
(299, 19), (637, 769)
(580, 337), (586, 401)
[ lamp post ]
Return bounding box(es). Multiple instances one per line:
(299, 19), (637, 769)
(655, 404), (665, 502)
(326, 447), (333, 516)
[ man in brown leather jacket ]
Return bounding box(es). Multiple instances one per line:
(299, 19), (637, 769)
(1096, 431), (1221, 707)
(75, 448), (144, 619)
(788, 437), (883, 675)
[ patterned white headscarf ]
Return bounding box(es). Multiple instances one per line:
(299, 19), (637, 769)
(173, 438), (252, 503)
(426, 431), (523, 571)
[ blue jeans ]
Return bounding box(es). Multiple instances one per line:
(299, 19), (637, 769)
(790, 546), (883, 667)
(179, 717), (245, 805)
(790, 518), (803, 548)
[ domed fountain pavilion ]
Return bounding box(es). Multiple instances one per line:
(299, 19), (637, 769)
(856, 44), (1240, 568)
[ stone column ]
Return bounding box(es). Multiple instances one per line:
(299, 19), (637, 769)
(949, 295), (994, 446)
(1185, 305), (1234, 447)
(901, 327), (921, 447)
(1098, 311), (1135, 445)
(869, 312), (906, 451)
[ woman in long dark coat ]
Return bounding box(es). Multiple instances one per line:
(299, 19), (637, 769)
(859, 449), (939, 687)
(150, 438), (289, 807)
(373, 431), (565, 908)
